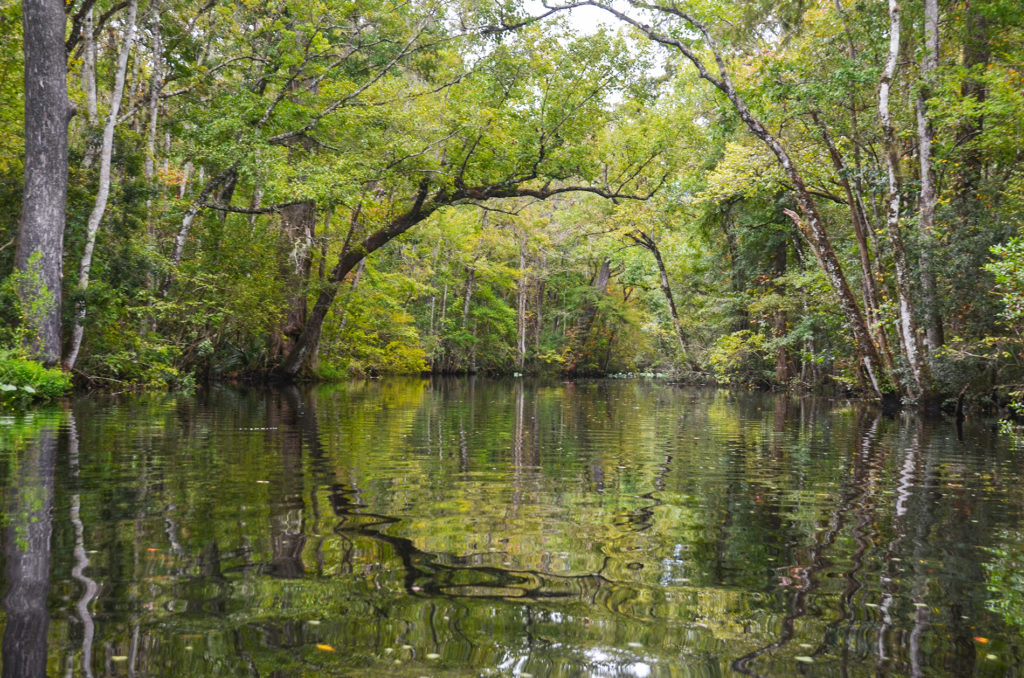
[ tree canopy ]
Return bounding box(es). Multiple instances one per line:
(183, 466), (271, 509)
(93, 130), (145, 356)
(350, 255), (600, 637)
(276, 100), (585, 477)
(1, 0), (1023, 406)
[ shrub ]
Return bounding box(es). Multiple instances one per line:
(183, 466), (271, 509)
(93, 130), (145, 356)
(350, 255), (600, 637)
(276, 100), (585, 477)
(708, 329), (772, 386)
(0, 350), (71, 407)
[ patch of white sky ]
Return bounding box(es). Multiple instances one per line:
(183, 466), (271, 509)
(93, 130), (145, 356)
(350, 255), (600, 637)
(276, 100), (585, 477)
(524, 1), (618, 35)
(522, 0), (668, 104)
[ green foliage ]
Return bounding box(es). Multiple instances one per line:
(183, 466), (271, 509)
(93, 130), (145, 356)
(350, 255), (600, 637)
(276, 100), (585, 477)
(987, 538), (1024, 632)
(708, 330), (772, 386)
(0, 350), (71, 407)
(0, 0), (1021, 396)
(986, 238), (1024, 331)
(0, 252), (55, 352)
(0, 0), (21, 178)
(320, 259), (429, 377)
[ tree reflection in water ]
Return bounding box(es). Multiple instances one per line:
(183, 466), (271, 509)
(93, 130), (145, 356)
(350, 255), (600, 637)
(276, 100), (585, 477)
(2, 417), (58, 678)
(1, 382), (1022, 677)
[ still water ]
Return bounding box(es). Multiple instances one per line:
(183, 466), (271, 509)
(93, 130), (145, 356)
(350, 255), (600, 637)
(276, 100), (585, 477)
(2, 379), (1024, 677)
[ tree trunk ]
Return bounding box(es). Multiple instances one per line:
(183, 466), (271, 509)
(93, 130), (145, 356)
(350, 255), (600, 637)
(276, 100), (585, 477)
(650, 238), (689, 366)
(516, 241), (527, 371)
(213, 169), (238, 223)
(578, 259), (610, 339)
(15, 0), (72, 366)
(773, 241), (790, 384)
(276, 183), (435, 377)
(535, 253), (546, 349)
(916, 0), (944, 352)
(271, 201), (316, 363)
(439, 282), (448, 332)
(954, 0), (990, 202)
(162, 165), (234, 295)
(80, 8), (98, 169)
(178, 161), (192, 199)
(82, 9), (97, 124)
(879, 0), (930, 399)
(810, 111), (896, 375)
(144, 0), (163, 233)
(64, 0), (138, 371)
(461, 264), (476, 372)
(630, 230), (691, 368)
(745, 124), (884, 397)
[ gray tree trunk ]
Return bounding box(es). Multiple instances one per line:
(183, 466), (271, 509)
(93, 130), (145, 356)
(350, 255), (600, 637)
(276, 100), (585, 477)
(144, 0), (163, 232)
(461, 264), (476, 371)
(879, 0), (930, 399)
(271, 201), (317, 363)
(535, 253), (546, 349)
(516, 241), (528, 371)
(162, 166), (234, 295)
(629, 230), (690, 367)
(650, 239), (689, 365)
(82, 9), (97, 124)
(80, 9), (98, 169)
(811, 111), (896, 376)
(577, 259), (610, 340)
(916, 0), (944, 352)
(15, 0), (73, 366)
(65, 0), (138, 371)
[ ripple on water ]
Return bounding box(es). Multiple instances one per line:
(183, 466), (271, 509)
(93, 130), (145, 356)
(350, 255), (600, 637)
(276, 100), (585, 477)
(1, 382), (1021, 677)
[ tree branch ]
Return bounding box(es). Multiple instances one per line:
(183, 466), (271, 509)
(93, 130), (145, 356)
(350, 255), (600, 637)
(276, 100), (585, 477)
(65, 0), (99, 52)
(199, 200), (305, 215)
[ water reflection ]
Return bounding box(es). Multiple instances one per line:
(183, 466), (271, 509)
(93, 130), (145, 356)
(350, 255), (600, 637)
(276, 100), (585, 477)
(1, 381), (1023, 677)
(2, 413), (59, 678)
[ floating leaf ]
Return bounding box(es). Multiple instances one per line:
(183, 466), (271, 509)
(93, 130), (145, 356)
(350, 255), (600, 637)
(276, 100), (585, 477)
(316, 644), (336, 652)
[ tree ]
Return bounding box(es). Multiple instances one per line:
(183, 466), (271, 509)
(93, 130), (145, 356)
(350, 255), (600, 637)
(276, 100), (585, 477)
(14, 0), (71, 365)
(65, 0), (138, 371)
(153, 9), (669, 378)
(555, 0), (889, 398)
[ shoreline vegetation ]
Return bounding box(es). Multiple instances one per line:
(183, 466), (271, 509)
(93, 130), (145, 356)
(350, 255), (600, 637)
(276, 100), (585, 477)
(1, 0), (1022, 412)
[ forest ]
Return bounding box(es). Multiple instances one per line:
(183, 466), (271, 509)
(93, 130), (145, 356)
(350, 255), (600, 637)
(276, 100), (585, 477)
(1, 0), (1023, 409)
